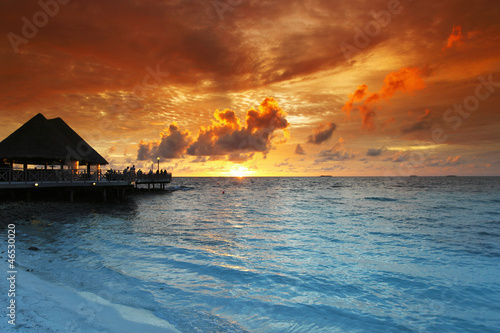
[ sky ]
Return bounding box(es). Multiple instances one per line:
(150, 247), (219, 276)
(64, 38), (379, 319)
(1, 0), (499, 176)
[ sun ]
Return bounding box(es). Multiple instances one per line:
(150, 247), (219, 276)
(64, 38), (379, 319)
(228, 166), (252, 178)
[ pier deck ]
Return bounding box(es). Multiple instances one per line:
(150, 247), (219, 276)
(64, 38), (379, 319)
(0, 168), (172, 201)
(134, 172), (172, 190)
(0, 169), (131, 188)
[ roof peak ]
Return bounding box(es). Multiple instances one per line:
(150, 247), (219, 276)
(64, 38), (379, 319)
(0, 113), (108, 165)
(32, 113), (47, 119)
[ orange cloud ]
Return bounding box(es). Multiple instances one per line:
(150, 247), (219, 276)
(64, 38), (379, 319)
(380, 67), (426, 98)
(443, 25), (463, 50)
(187, 97), (289, 157)
(400, 109), (434, 134)
(342, 67), (426, 130)
(138, 98), (289, 161)
(342, 85), (368, 120)
(137, 122), (192, 160)
(228, 152), (255, 163)
(315, 137), (356, 163)
(444, 155), (463, 166)
(418, 109), (431, 121)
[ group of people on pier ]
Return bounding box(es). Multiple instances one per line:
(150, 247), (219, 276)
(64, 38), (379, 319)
(105, 166), (171, 182)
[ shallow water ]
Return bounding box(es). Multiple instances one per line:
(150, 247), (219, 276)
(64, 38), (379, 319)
(12, 177), (500, 332)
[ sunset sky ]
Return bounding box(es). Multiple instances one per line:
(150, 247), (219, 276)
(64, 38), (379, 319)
(1, 0), (499, 176)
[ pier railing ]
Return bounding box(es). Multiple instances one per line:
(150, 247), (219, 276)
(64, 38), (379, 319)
(0, 168), (172, 185)
(135, 172), (172, 183)
(0, 168), (130, 184)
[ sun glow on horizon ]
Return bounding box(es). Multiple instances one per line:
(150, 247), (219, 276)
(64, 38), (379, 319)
(228, 166), (254, 178)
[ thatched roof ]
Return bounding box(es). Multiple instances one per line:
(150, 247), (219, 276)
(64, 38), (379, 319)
(0, 113), (108, 165)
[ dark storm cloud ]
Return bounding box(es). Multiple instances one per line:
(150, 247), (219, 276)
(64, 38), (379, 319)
(137, 122), (192, 160)
(307, 122), (337, 145)
(366, 147), (387, 156)
(295, 144), (306, 155)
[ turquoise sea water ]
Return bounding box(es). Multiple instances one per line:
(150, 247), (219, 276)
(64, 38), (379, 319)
(11, 177), (500, 332)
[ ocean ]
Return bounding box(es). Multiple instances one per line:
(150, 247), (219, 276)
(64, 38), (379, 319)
(4, 177), (500, 332)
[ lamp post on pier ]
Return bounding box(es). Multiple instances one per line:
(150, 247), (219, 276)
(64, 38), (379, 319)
(157, 157), (160, 173)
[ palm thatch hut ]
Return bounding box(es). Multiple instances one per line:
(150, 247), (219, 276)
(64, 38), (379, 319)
(0, 113), (107, 170)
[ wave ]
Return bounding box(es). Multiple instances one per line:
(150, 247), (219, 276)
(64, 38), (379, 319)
(364, 196), (398, 202)
(166, 185), (193, 191)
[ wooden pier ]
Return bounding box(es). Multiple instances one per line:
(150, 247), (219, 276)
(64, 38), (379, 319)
(134, 172), (172, 190)
(0, 168), (173, 202)
(0, 168), (133, 202)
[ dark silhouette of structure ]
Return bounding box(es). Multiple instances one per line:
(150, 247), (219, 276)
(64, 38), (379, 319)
(0, 113), (107, 167)
(0, 114), (129, 201)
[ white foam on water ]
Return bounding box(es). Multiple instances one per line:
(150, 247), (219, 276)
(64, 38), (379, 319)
(0, 264), (179, 332)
